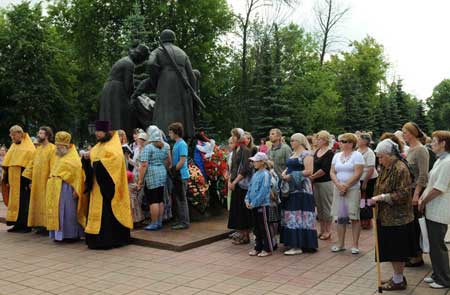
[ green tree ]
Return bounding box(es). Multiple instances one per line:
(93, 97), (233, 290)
(427, 79), (450, 130)
(331, 36), (388, 132)
(0, 2), (78, 141)
(413, 99), (430, 134)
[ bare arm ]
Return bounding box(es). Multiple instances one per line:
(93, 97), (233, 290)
(303, 155), (313, 177)
(419, 188), (442, 212)
(330, 164), (338, 186)
(176, 156), (186, 171)
(137, 162), (148, 187)
(362, 166), (375, 189)
(165, 149), (172, 170)
(311, 169), (326, 180)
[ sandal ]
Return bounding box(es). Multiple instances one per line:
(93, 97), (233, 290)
(319, 233), (331, 240)
(331, 245), (345, 252)
(381, 277), (393, 284)
(381, 277), (407, 285)
(382, 277), (407, 291)
(232, 235), (250, 245)
(258, 251), (272, 257)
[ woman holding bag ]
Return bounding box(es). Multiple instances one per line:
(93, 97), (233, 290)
(279, 133), (318, 255)
(330, 133), (364, 254)
(227, 128), (253, 245)
(370, 138), (417, 291)
(419, 131), (450, 289)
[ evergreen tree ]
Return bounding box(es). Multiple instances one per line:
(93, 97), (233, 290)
(414, 100), (430, 134)
(393, 79), (410, 126)
(0, 2), (78, 140)
(248, 32), (274, 139)
(123, 2), (148, 48)
(427, 79), (450, 131)
(332, 37), (388, 132)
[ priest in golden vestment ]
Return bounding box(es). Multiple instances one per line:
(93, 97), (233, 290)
(1, 125), (35, 232)
(47, 131), (86, 242)
(81, 120), (133, 249)
(23, 126), (55, 232)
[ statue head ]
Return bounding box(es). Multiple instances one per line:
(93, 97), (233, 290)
(160, 29), (176, 43)
(129, 44), (150, 65)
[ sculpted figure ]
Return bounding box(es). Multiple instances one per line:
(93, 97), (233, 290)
(99, 44), (149, 133)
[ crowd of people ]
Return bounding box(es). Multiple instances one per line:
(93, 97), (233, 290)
(0, 120), (192, 250)
(225, 124), (450, 291)
(1, 121), (450, 291)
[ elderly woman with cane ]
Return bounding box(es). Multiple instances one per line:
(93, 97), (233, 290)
(370, 139), (419, 291)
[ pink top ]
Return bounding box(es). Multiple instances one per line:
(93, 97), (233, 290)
(259, 144), (269, 154)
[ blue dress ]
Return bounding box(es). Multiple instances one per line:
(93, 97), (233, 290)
(280, 151), (318, 250)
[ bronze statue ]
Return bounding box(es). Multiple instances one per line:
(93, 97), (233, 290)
(98, 44), (149, 133)
(148, 29), (197, 138)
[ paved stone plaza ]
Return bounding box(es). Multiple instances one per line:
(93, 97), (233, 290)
(0, 219), (448, 295)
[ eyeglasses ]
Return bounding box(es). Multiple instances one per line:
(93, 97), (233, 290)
(340, 140), (349, 144)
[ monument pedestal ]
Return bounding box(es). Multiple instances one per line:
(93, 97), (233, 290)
(0, 199), (231, 252)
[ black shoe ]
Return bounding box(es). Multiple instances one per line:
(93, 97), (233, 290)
(171, 223), (189, 230)
(7, 226), (19, 232)
(405, 259), (424, 267)
(34, 227), (49, 235)
(8, 227), (31, 233)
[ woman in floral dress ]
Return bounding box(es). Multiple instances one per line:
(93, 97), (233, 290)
(280, 133), (318, 255)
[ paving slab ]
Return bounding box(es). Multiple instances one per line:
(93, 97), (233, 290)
(2, 197), (450, 294)
(1, 198), (232, 252)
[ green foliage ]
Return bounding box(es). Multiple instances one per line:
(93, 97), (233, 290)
(0, 1), (444, 145)
(331, 36), (388, 133)
(0, 2), (78, 141)
(428, 79), (450, 130)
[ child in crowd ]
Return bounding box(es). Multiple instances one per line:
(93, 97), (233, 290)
(245, 152), (273, 257)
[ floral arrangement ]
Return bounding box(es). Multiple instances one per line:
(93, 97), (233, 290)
(187, 161), (210, 213)
(203, 145), (228, 181)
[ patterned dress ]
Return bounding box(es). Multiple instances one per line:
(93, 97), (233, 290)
(280, 151), (318, 250)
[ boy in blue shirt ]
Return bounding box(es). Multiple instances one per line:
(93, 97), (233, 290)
(245, 152), (273, 257)
(168, 122), (190, 230)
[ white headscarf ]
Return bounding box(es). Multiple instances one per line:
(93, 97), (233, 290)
(147, 125), (162, 142)
(374, 139), (399, 155)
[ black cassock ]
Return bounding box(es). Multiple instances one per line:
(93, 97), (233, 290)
(84, 160), (130, 250)
(4, 167), (31, 230)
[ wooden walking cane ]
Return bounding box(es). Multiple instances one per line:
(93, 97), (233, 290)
(372, 204), (383, 293)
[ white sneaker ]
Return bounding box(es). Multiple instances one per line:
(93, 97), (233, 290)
(284, 248), (303, 255)
(423, 277), (434, 284)
(430, 282), (446, 289)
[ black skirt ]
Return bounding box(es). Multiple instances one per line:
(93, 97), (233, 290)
(377, 220), (420, 262)
(227, 186), (251, 230)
